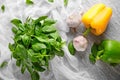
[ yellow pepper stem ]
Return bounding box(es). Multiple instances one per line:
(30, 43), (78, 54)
(83, 27), (91, 37)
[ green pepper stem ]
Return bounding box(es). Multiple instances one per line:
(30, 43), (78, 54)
(96, 50), (104, 60)
(83, 27), (91, 37)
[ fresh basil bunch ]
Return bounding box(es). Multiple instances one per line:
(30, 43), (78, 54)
(9, 16), (64, 80)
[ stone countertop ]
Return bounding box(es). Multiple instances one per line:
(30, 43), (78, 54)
(0, 0), (120, 80)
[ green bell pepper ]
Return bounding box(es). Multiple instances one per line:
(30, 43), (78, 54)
(89, 40), (120, 66)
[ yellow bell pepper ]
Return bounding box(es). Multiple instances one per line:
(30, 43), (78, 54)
(82, 3), (112, 36)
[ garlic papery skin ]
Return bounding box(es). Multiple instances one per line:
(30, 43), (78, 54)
(73, 36), (88, 51)
(66, 12), (82, 28)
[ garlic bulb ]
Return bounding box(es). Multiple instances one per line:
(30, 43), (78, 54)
(66, 11), (83, 28)
(73, 35), (88, 51)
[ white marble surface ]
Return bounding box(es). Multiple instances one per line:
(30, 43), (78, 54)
(0, 0), (120, 80)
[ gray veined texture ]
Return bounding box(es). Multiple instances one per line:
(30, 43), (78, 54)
(0, 0), (120, 80)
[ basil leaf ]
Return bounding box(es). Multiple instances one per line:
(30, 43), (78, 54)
(16, 60), (21, 67)
(49, 31), (59, 40)
(44, 18), (56, 26)
(49, 52), (55, 60)
(48, 0), (54, 2)
(42, 25), (56, 33)
(31, 71), (39, 80)
(68, 41), (75, 55)
(1, 5), (5, 12)
(35, 36), (48, 43)
(11, 19), (22, 27)
(55, 50), (64, 57)
(64, 0), (68, 6)
(21, 64), (26, 74)
(27, 49), (38, 62)
(9, 43), (16, 52)
(34, 26), (42, 36)
(18, 24), (25, 31)
(89, 54), (96, 64)
(35, 16), (47, 24)
(22, 34), (31, 46)
(89, 43), (98, 64)
(57, 36), (62, 42)
(26, 0), (34, 5)
(0, 61), (8, 68)
(14, 35), (22, 43)
(91, 43), (98, 57)
(12, 27), (18, 34)
(33, 62), (46, 72)
(32, 43), (46, 52)
(15, 44), (28, 58)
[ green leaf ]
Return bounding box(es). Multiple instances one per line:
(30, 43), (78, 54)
(21, 64), (26, 74)
(45, 57), (49, 68)
(49, 31), (59, 40)
(32, 43), (46, 52)
(48, 39), (63, 52)
(33, 62), (46, 72)
(44, 18), (56, 26)
(64, 0), (68, 6)
(89, 43), (99, 64)
(14, 35), (22, 43)
(57, 36), (62, 42)
(48, 39), (55, 43)
(40, 60), (46, 66)
(22, 34), (31, 46)
(55, 42), (62, 51)
(26, 64), (33, 73)
(55, 50), (64, 57)
(89, 54), (96, 64)
(0, 61), (8, 68)
(41, 49), (47, 54)
(1, 5), (5, 12)
(48, 0), (54, 2)
(11, 19), (22, 27)
(31, 38), (39, 45)
(12, 27), (18, 34)
(15, 30), (22, 36)
(9, 43), (16, 52)
(35, 36), (48, 43)
(16, 60), (21, 67)
(35, 16), (48, 24)
(18, 24), (25, 31)
(31, 71), (40, 80)
(27, 49), (38, 62)
(68, 41), (75, 55)
(49, 52), (55, 60)
(91, 43), (98, 58)
(42, 25), (56, 33)
(26, 0), (34, 5)
(12, 52), (19, 59)
(34, 26), (42, 36)
(15, 44), (28, 58)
